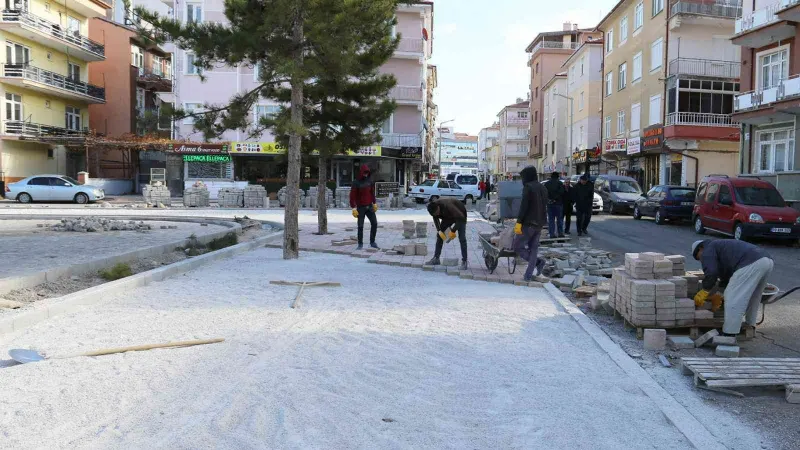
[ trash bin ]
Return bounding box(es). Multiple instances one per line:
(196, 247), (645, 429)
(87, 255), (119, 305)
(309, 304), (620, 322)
(497, 180), (522, 220)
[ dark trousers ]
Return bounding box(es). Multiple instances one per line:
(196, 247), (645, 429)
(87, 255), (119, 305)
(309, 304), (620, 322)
(547, 203), (563, 237)
(434, 219), (467, 261)
(576, 208), (592, 233)
(357, 206), (377, 244)
(514, 225), (543, 279)
(563, 205), (572, 233)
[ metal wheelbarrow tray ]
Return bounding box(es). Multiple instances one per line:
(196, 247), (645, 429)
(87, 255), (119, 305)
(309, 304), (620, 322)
(479, 233), (517, 275)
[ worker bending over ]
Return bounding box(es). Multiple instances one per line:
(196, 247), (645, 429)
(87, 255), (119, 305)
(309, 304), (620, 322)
(425, 197), (469, 270)
(692, 239), (774, 336)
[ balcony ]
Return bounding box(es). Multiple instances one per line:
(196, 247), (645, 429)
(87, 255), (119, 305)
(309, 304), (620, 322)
(395, 38), (424, 58)
(665, 112), (737, 127)
(1, 64), (105, 103)
(380, 133), (422, 148)
(136, 66), (173, 92)
(506, 133), (529, 141)
(778, 0), (800, 22)
(669, 1), (741, 19)
(667, 58), (740, 79)
(734, 75), (800, 123)
(733, 2), (794, 48)
(390, 85), (423, 106)
(527, 41), (578, 64)
(0, 10), (104, 61)
(506, 117), (529, 126)
(3, 120), (87, 142)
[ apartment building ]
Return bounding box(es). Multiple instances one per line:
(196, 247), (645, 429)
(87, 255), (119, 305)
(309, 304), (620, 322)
(563, 40), (605, 175)
(599, 0), (741, 190)
(526, 23), (601, 160)
(731, 0), (800, 204)
(0, 0), (108, 186)
(437, 127), (479, 176)
(477, 123), (499, 180)
(497, 99), (531, 177)
(540, 73), (568, 174)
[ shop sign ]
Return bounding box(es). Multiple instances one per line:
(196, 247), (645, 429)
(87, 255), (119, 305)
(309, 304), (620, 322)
(230, 142), (284, 154)
(375, 182), (400, 197)
(183, 154), (232, 163)
(627, 137), (641, 155)
(671, 153), (683, 162)
(604, 139), (627, 153)
(572, 148), (601, 165)
(382, 146), (422, 159)
(642, 124), (664, 151)
(345, 146), (381, 157)
(167, 143), (229, 154)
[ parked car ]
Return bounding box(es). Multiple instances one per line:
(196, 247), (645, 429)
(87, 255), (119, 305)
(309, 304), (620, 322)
(569, 174), (598, 184)
(595, 174), (643, 214)
(692, 175), (800, 242)
(409, 179), (476, 203)
(445, 174), (481, 203)
(633, 185), (696, 224)
(5, 175), (105, 204)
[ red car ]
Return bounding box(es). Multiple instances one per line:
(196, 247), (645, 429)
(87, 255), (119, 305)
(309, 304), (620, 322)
(693, 175), (800, 243)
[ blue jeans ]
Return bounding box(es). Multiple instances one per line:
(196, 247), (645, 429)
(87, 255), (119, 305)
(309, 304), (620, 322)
(547, 204), (564, 237)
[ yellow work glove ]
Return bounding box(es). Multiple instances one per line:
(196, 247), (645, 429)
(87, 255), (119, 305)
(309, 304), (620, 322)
(514, 223), (523, 235)
(372, 203), (378, 212)
(694, 289), (709, 308)
(438, 231), (447, 241)
(709, 293), (724, 312)
(352, 208), (359, 218)
(448, 230), (457, 240)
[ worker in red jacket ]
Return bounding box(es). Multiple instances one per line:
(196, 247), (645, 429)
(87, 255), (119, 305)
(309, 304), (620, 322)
(349, 164), (379, 250)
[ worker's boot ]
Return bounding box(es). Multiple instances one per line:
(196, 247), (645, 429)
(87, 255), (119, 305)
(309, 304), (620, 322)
(459, 260), (469, 271)
(425, 257), (441, 266)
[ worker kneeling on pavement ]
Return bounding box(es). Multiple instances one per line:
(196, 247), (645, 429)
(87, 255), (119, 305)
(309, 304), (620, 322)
(692, 239), (774, 336)
(426, 197), (468, 270)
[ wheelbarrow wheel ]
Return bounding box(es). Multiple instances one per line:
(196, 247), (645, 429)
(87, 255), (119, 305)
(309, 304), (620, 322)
(508, 255), (517, 274)
(484, 254), (498, 274)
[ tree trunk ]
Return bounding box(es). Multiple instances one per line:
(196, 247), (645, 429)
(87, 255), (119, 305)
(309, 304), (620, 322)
(283, 11), (304, 260)
(317, 155), (328, 235)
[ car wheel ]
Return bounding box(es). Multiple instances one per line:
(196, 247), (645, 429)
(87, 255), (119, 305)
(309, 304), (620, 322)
(734, 223), (746, 241)
(465, 195), (474, 204)
(414, 198), (423, 204)
(428, 195), (439, 203)
(608, 201), (616, 215)
(633, 206), (642, 220)
(17, 192), (32, 204)
(654, 209), (665, 225)
(74, 193), (89, 204)
(694, 216), (706, 235)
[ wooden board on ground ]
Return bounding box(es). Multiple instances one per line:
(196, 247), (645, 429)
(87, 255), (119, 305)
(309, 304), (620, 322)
(270, 280), (342, 309)
(681, 357), (800, 401)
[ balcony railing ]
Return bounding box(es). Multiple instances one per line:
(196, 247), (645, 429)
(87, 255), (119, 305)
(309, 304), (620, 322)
(506, 116), (529, 126)
(669, 1), (742, 19)
(666, 112), (737, 127)
(667, 58), (741, 79)
(3, 120), (87, 139)
(506, 133), (529, 140)
(2, 64), (105, 101)
(735, 74), (800, 112)
(390, 85), (422, 102)
(0, 10), (105, 58)
(396, 38), (424, 54)
(380, 133), (422, 148)
(735, 2), (781, 34)
(529, 40), (578, 58)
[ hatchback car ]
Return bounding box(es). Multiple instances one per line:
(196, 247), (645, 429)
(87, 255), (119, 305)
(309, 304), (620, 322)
(595, 175), (643, 214)
(409, 179), (475, 203)
(693, 175), (800, 242)
(5, 175), (105, 204)
(633, 185), (696, 224)
(445, 173), (480, 203)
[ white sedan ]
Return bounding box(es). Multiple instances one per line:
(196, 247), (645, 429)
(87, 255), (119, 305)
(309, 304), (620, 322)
(409, 179), (476, 203)
(5, 175), (105, 204)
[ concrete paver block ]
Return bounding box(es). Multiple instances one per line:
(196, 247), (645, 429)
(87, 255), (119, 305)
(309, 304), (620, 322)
(667, 336), (695, 349)
(694, 329), (719, 347)
(643, 329), (667, 351)
(711, 336), (736, 347)
(715, 345), (740, 357)
(787, 385), (800, 404)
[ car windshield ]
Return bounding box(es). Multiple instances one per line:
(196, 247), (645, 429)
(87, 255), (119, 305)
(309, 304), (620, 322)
(610, 180), (641, 194)
(669, 188), (695, 200)
(419, 180), (436, 187)
(458, 176), (478, 185)
(734, 186), (785, 207)
(61, 176), (81, 185)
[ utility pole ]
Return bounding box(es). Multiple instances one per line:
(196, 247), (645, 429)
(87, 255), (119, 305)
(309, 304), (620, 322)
(555, 93), (573, 176)
(436, 118), (455, 178)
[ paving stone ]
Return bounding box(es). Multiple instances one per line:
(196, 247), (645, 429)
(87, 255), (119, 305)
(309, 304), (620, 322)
(528, 282), (544, 288)
(715, 345), (740, 358)
(667, 336), (695, 349)
(787, 384), (800, 404)
(711, 336), (737, 347)
(460, 273), (475, 280)
(643, 329), (667, 351)
(694, 329), (719, 347)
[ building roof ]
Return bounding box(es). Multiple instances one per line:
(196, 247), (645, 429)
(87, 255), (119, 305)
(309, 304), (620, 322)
(561, 39), (603, 69)
(525, 28), (594, 52)
(543, 72), (567, 90)
(595, 0), (631, 31)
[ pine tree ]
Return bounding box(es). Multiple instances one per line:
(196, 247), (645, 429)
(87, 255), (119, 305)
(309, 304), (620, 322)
(132, 0), (400, 257)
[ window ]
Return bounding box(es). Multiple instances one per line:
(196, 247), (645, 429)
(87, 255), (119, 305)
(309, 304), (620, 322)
(6, 42), (30, 65)
(651, 38), (663, 71)
(65, 106), (81, 131)
(186, 2), (202, 22)
(696, 182), (707, 203)
(652, 0), (664, 16)
(136, 88), (145, 113)
(253, 62), (261, 82)
(5, 93), (22, 122)
(67, 16), (80, 36)
(755, 129), (795, 173)
(551, 140), (555, 154)
(619, 16), (628, 43)
(618, 63), (627, 90)
(631, 103), (641, 132)
(606, 30), (613, 54)
(517, 111), (528, 119)
(47, 149), (55, 159)
(67, 63), (80, 81)
(718, 185), (732, 205)
(632, 52), (642, 82)
(552, 114), (555, 127)
(152, 55), (164, 76)
(649, 94), (661, 125)
(605, 116), (611, 137)
(580, 56), (585, 76)
(705, 183), (719, 203)
(535, 87), (539, 98)
(605, 72), (613, 97)
(183, 103), (203, 124)
(186, 53), (200, 75)
(579, 125), (584, 143)
(534, 110), (538, 122)
(545, 143), (548, 155)
(617, 110), (626, 135)
(535, 63), (539, 74)
(255, 104), (280, 122)
(570, 65), (575, 83)
(381, 115), (392, 133)
(579, 91), (584, 110)
(634, 2), (644, 30)
(759, 49), (788, 90)
(28, 177), (49, 186)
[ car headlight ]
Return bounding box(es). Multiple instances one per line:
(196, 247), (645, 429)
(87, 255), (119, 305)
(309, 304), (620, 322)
(749, 213), (764, 223)
(795, 216), (800, 225)
(93, 190), (102, 196)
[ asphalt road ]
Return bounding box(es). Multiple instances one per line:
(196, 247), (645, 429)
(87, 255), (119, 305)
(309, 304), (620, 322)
(584, 213), (800, 358)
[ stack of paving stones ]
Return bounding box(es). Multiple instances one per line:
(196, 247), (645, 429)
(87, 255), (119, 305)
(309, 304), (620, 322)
(49, 217), (152, 232)
(243, 185), (268, 208)
(183, 185), (210, 207)
(402, 220), (416, 239)
(307, 186), (334, 209)
(415, 222), (428, 238)
(278, 186), (306, 207)
(335, 187), (351, 208)
(389, 243), (428, 257)
(142, 183), (171, 206)
(540, 238), (614, 281)
(218, 188), (244, 208)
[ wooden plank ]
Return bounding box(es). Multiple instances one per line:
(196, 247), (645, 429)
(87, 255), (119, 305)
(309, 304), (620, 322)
(681, 358), (800, 363)
(698, 372), (800, 380)
(697, 385), (746, 398)
(707, 379), (798, 388)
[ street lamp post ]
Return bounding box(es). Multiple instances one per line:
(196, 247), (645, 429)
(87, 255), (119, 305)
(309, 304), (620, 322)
(555, 93), (573, 176)
(437, 118), (455, 178)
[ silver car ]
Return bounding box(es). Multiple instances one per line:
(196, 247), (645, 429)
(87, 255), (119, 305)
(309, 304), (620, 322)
(5, 175), (105, 204)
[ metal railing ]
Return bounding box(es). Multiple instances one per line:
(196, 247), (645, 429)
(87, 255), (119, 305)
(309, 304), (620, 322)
(667, 58), (741, 79)
(736, 2), (781, 34)
(530, 40), (578, 56)
(506, 116), (529, 126)
(665, 112), (737, 127)
(380, 133), (421, 148)
(390, 85), (422, 102)
(669, 1), (742, 19)
(396, 38), (424, 54)
(2, 64), (105, 101)
(3, 120), (87, 138)
(735, 74), (800, 111)
(0, 10), (104, 57)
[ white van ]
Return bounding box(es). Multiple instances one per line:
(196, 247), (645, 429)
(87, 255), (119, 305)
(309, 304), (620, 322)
(445, 174), (480, 203)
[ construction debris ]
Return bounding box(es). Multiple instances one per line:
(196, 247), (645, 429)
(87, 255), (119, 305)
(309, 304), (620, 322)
(48, 218), (153, 233)
(183, 182), (210, 207)
(681, 357), (800, 402)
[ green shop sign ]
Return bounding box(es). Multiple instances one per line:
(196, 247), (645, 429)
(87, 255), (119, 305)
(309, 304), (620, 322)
(183, 155), (232, 163)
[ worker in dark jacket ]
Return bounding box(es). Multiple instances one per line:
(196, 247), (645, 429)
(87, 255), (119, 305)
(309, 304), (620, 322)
(514, 166), (548, 281)
(562, 179), (574, 235)
(692, 239), (773, 336)
(349, 164), (379, 250)
(573, 168), (594, 236)
(425, 197), (468, 270)
(543, 172), (565, 238)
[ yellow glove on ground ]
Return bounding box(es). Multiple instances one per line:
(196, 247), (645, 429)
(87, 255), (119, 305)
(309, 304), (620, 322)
(352, 208), (359, 218)
(514, 223), (523, 235)
(438, 231), (447, 241)
(448, 230), (457, 240)
(694, 289), (709, 307)
(372, 203), (378, 212)
(709, 293), (724, 312)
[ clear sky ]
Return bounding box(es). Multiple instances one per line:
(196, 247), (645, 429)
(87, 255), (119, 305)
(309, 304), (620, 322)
(429, 0), (619, 136)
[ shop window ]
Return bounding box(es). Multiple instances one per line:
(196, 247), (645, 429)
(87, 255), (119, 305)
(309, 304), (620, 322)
(188, 160), (230, 179)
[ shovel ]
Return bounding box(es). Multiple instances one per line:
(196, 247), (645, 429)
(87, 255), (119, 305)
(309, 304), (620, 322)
(8, 338), (225, 364)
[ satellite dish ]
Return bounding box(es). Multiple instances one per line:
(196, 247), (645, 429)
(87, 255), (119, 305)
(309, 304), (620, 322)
(422, 28), (429, 41)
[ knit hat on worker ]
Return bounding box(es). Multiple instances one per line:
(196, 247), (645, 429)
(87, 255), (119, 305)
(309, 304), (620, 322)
(691, 240), (705, 260)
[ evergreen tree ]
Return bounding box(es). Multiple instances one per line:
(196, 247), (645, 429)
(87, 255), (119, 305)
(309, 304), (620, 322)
(132, 0), (400, 258)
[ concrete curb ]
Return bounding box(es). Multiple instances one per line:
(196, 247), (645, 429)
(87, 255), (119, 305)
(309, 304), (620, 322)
(0, 216), (250, 295)
(543, 283), (727, 450)
(0, 230), (283, 339)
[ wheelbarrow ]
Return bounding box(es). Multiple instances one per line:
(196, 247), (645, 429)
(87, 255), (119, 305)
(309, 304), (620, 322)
(757, 283), (800, 325)
(479, 233), (517, 275)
